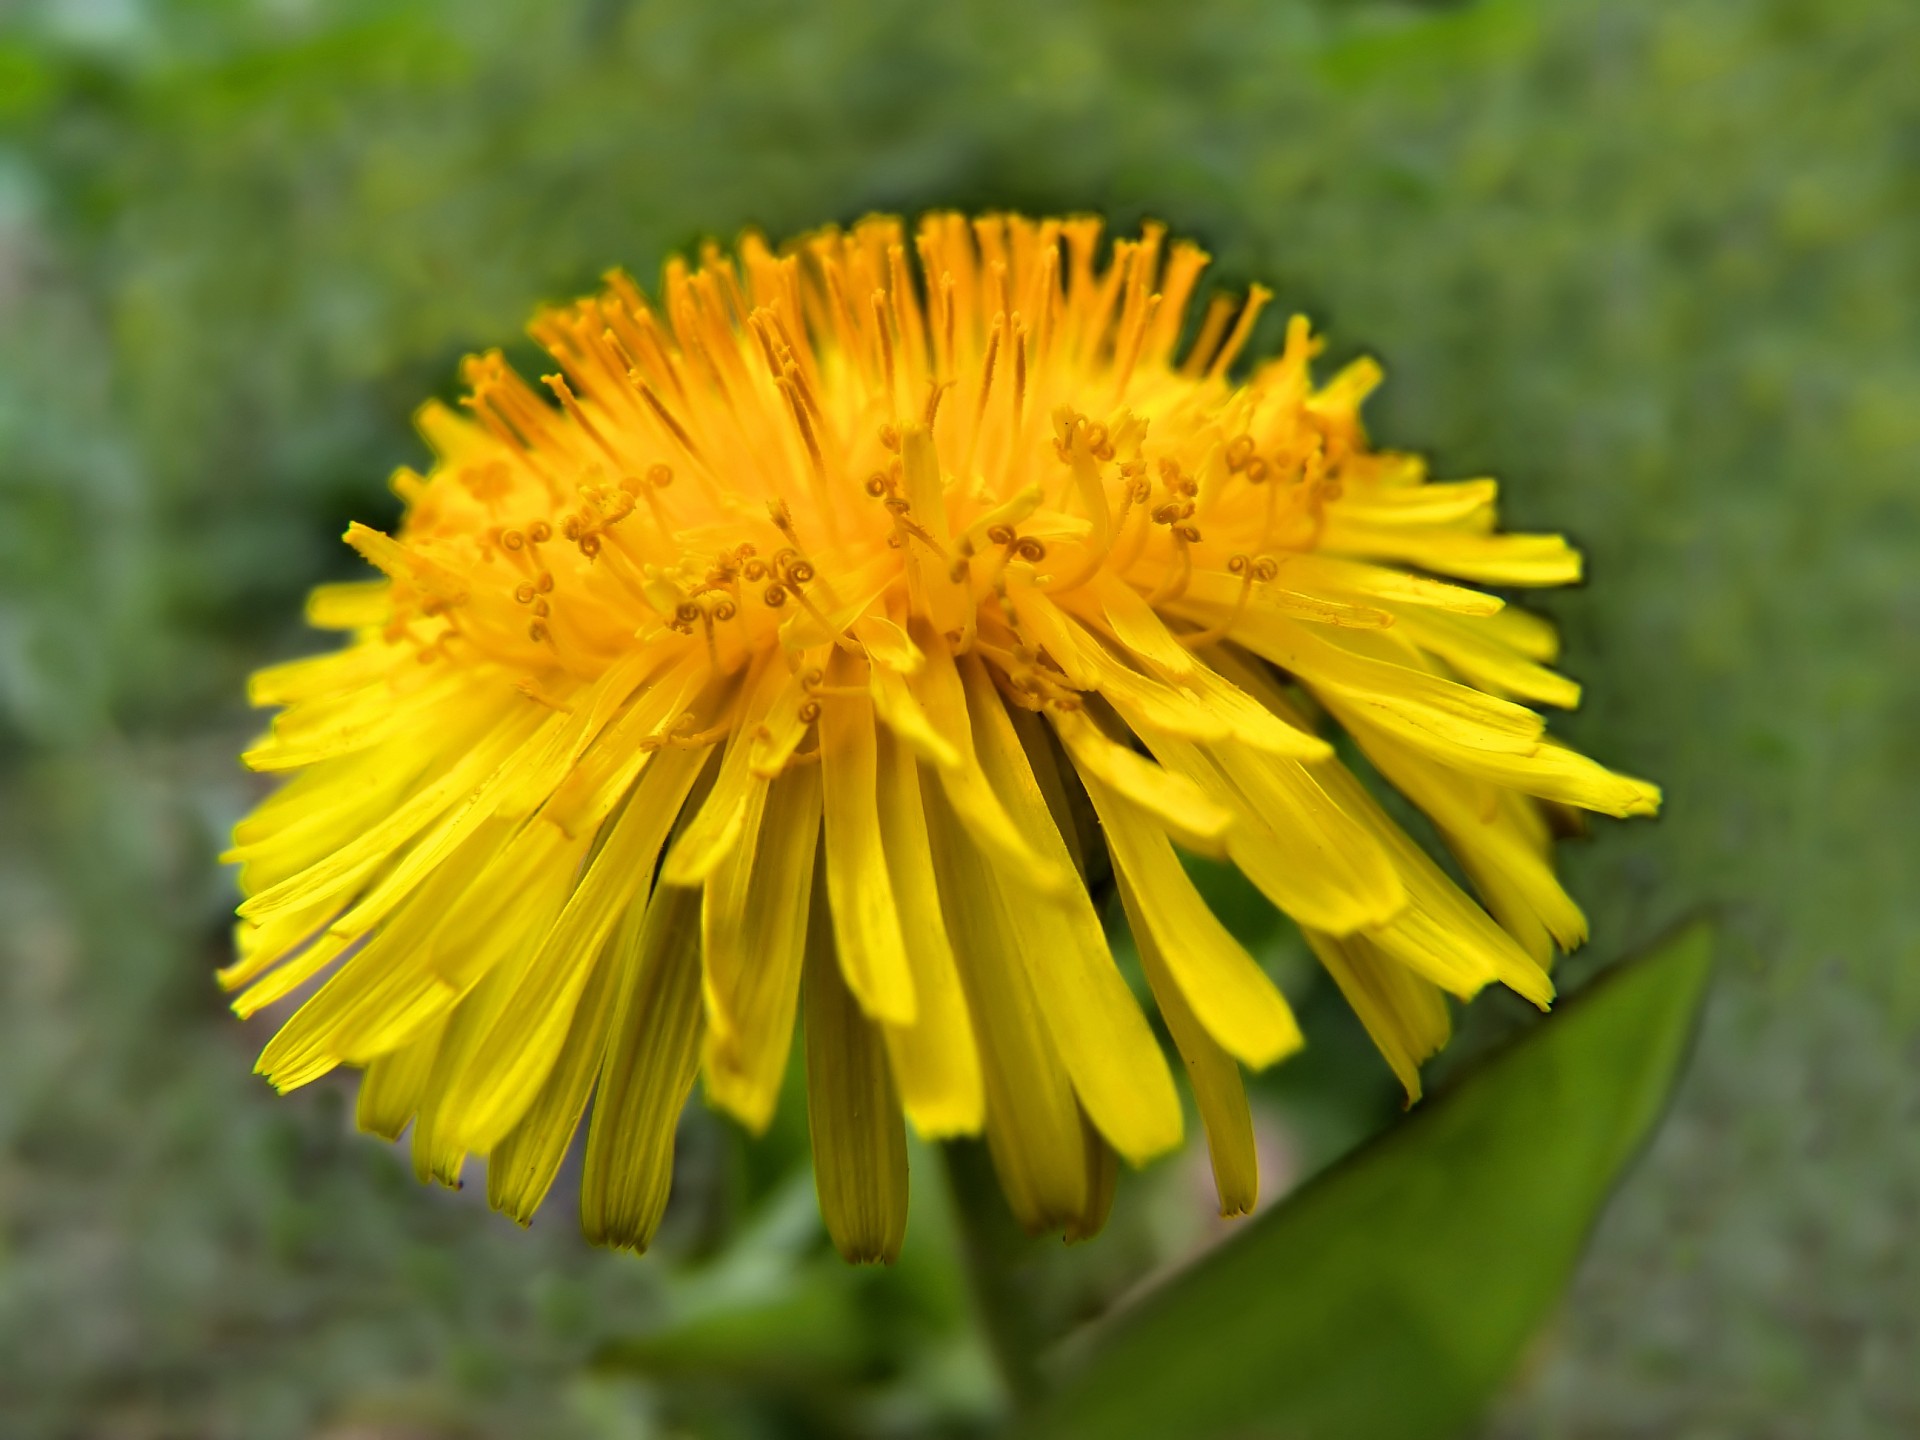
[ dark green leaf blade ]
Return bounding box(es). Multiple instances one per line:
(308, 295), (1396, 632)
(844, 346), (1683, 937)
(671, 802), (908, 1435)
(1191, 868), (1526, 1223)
(1022, 922), (1714, 1440)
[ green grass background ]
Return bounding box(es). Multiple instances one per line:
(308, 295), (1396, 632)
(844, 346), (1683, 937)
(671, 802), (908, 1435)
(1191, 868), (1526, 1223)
(1, 0), (1915, 1435)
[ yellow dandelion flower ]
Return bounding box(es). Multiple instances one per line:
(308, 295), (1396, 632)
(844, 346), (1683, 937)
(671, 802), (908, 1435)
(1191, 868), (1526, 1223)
(226, 212), (1658, 1263)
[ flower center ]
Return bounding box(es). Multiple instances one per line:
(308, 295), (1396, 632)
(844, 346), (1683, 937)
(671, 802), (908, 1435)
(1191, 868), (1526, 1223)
(354, 217), (1358, 748)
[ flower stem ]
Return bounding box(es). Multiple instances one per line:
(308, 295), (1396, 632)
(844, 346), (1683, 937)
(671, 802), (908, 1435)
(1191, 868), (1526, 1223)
(942, 1139), (1048, 1409)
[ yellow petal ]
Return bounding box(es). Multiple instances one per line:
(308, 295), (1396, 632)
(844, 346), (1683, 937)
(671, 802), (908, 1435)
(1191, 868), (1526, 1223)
(226, 750), (428, 896)
(1088, 571), (1195, 678)
(247, 643), (400, 709)
(1394, 607), (1582, 709)
(1011, 588), (1227, 745)
(1479, 602), (1561, 662)
(1117, 880), (1259, 1217)
(660, 656), (786, 887)
(899, 422), (967, 632)
(1356, 724), (1587, 958)
(255, 818), (583, 1090)
(535, 651), (712, 829)
(343, 522), (471, 602)
(222, 903), (348, 999)
(701, 764), (822, 1132)
(1052, 706), (1231, 857)
(1156, 563), (1393, 631)
(304, 580), (391, 631)
(1330, 477), (1499, 528)
(438, 743), (709, 1154)
(1003, 701), (1096, 878)
(1065, 1108), (1119, 1245)
(1302, 929), (1452, 1103)
(354, 1016), (446, 1142)
(1178, 660), (1333, 760)
(408, 960), (519, 1188)
(1322, 524), (1583, 587)
(236, 698), (540, 923)
(819, 652), (917, 1026)
(1441, 736), (1663, 819)
(749, 663), (818, 778)
(1308, 353), (1383, 418)
(804, 883), (910, 1265)
(580, 881), (705, 1252)
(852, 611), (925, 673)
(1350, 791), (1549, 1003)
(349, 821), (591, 1064)
(244, 666), (473, 771)
(960, 655), (1184, 1165)
(228, 925), (357, 1013)
(1240, 615), (1545, 757)
(1310, 752), (1554, 1008)
(486, 937), (622, 1225)
(873, 727), (984, 1138)
(922, 776), (1090, 1231)
(317, 727), (575, 944)
(1148, 732), (1406, 937)
(870, 659), (961, 768)
(910, 625), (1069, 895)
(1271, 554), (1506, 616)
(1082, 765), (1302, 1069)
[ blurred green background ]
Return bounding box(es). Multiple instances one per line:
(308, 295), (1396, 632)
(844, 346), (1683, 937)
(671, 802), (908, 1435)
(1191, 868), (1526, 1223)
(1, 0), (1916, 1435)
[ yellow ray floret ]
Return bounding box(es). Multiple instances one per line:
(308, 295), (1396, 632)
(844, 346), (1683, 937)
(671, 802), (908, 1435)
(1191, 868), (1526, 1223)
(228, 211), (1658, 1260)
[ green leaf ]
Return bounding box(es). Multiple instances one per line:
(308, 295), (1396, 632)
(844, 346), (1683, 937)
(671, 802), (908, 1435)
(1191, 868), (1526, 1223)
(1022, 922), (1714, 1440)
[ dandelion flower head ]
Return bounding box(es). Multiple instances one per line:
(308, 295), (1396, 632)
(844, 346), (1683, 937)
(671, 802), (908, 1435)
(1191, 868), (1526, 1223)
(227, 212), (1659, 1262)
